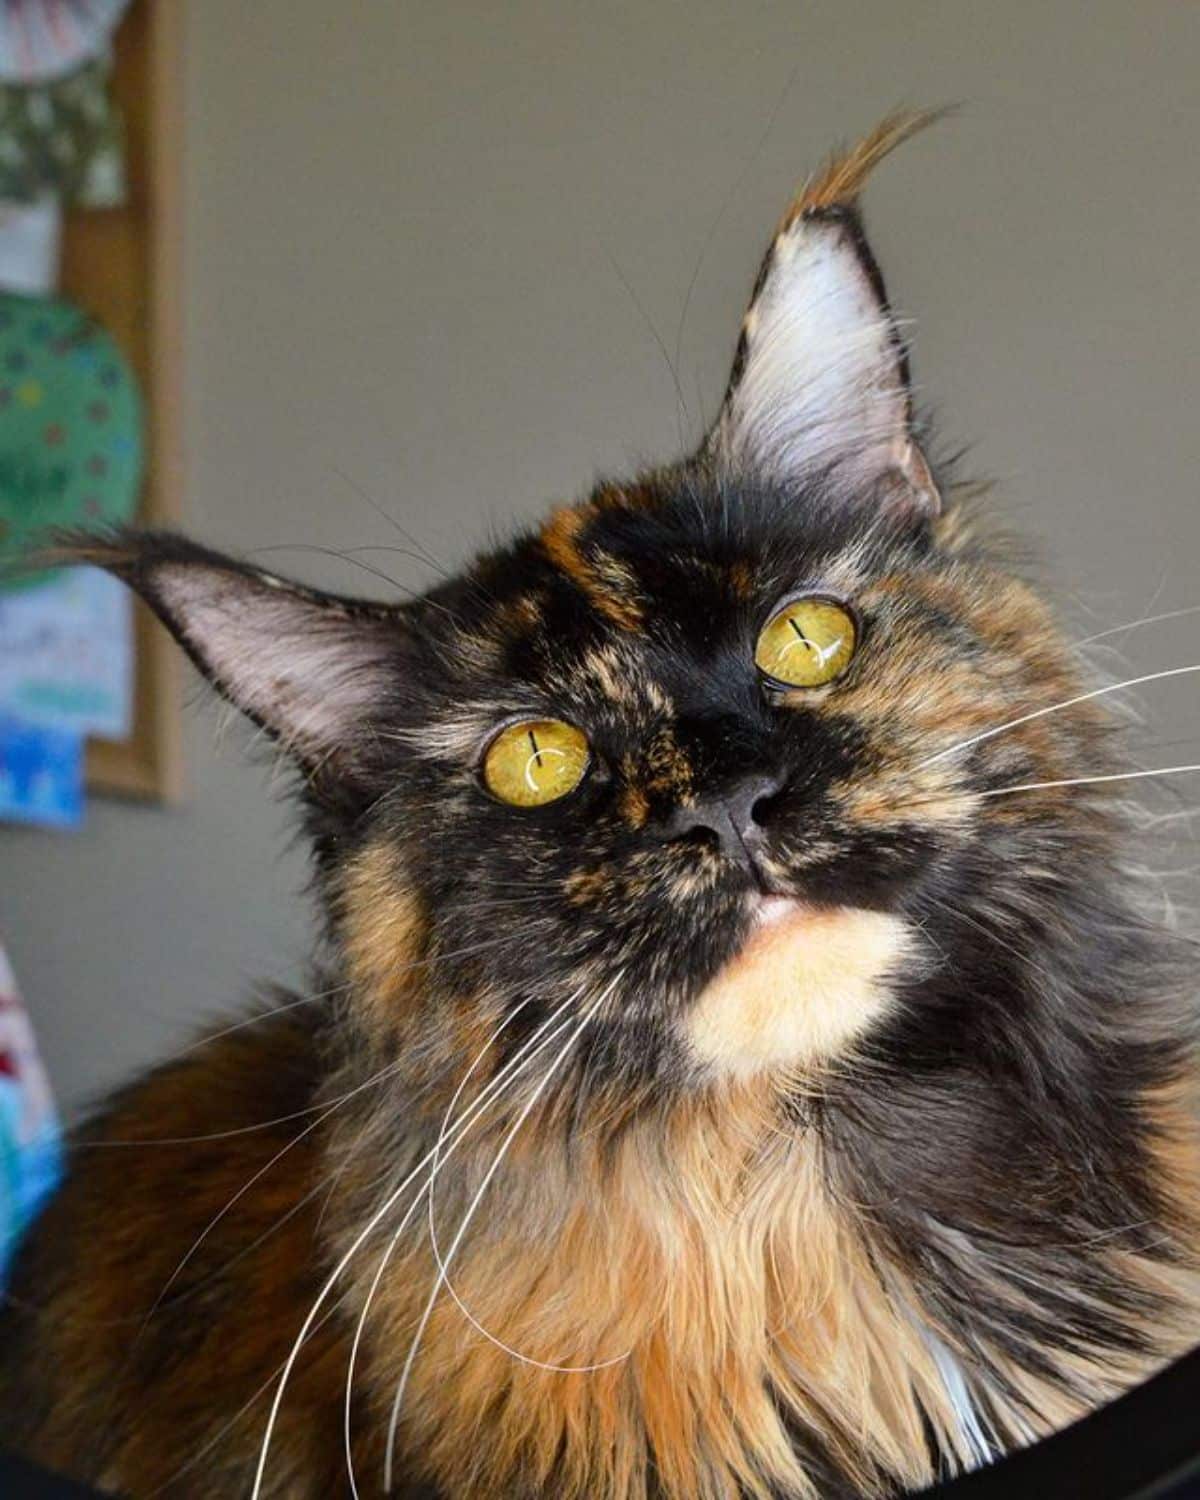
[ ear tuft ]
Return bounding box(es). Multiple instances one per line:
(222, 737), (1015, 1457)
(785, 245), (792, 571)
(781, 107), (948, 225)
(707, 109), (950, 521)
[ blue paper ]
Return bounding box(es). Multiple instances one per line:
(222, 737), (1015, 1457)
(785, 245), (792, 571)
(0, 713), (83, 828)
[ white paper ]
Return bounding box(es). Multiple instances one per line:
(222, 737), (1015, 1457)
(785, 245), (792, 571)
(0, 565), (133, 739)
(0, 196), (61, 295)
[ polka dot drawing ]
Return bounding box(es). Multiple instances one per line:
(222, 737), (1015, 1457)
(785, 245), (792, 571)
(0, 291), (144, 592)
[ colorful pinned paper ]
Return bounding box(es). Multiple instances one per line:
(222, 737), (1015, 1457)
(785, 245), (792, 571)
(0, 289), (143, 590)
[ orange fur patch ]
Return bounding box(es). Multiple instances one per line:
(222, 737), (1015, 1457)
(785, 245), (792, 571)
(541, 498), (644, 632)
(783, 107), (946, 225)
(363, 1086), (983, 1500)
(337, 843), (428, 1029)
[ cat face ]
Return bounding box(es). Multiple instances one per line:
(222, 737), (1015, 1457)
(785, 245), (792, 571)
(77, 112), (1114, 1102)
(330, 461), (1101, 1091)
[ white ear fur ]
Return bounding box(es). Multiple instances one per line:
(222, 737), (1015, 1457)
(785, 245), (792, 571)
(149, 561), (399, 763)
(714, 219), (907, 481)
(708, 112), (941, 517)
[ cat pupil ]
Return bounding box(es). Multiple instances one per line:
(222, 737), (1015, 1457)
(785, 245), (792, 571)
(525, 735), (563, 792)
(784, 615), (816, 658)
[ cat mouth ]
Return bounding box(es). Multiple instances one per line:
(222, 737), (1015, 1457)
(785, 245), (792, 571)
(747, 893), (810, 931)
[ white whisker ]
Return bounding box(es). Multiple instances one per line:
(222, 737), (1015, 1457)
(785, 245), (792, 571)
(86, 1058), (402, 1148)
(423, 987), (631, 1373)
(340, 997), (532, 1498)
(86, 934), (554, 1148)
(144, 1056), (407, 1324)
(143, 1305), (342, 1497)
(173, 985), (343, 1058)
(382, 976), (618, 1492)
(1072, 602), (1200, 650)
(425, 1189), (631, 1375)
(982, 764), (1200, 797)
(914, 663), (1200, 772)
(252, 987), (584, 1500)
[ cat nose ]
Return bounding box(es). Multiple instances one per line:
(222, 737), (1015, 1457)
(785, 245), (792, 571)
(663, 772), (785, 877)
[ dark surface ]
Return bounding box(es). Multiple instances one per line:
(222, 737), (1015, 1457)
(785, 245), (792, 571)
(4, 1343), (1200, 1498)
(0, 1451), (114, 1498)
(916, 1341), (1200, 1500)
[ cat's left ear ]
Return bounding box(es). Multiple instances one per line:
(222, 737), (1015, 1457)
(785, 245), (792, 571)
(707, 110), (942, 519)
(58, 531), (408, 785)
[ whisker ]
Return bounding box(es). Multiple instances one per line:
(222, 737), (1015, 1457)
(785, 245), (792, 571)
(420, 988), (631, 1376)
(1144, 806), (1200, 830)
(168, 983), (347, 1061)
(329, 466), (454, 582)
(350, 996), (590, 1489)
(1071, 601), (1200, 651)
(3, 1181), (329, 1331)
(925, 894), (1056, 986)
(143, 1302), (342, 1498)
(601, 247), (689, 449)
(246, 542), (410, 596)
(84, 1110), (339, 1151)
(382, 976), (618, 1491)
(672, 57), (802, 431)
(327, 466), (504, 617)
(340, 997), (533, 1498)
(133, 1119), (331, 1344)
(251, 987), (587, 1500)
(141, 1058), (404, 1326)
(429, 893), (566, 918)
(56, 980), (349, 1146)
(427, 1202), (632, 1376)
(981, 764), (1200, 798)
(83, 936), (549, 1147)
(913, 663), (1200, 773)
(77, 1074), (389, 1148)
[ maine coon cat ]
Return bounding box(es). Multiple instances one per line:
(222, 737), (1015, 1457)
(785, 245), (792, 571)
(3, 112), (1199, 1499)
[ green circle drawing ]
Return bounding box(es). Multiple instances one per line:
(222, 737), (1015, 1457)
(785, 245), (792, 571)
(0, 290), (144, 592)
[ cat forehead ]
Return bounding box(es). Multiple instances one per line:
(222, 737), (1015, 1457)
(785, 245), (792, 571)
(533, 476), (879, 623)
(403, 485), (896, 763)
(468, 478), (882, 664)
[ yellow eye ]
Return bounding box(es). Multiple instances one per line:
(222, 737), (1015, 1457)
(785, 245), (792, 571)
(482, 719), (590, 806)
(754, 597), (857, 688)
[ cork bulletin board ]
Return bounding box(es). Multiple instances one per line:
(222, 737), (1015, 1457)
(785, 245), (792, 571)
(61, 0), (184, 800)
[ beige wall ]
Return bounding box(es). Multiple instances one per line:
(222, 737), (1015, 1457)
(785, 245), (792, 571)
(3, 0), (1199, 1114)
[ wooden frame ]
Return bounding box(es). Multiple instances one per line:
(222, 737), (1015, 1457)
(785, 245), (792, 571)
(59, 0), (184, 800)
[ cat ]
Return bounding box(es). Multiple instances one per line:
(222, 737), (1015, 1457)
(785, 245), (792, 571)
(3, 110), (1199, 1500)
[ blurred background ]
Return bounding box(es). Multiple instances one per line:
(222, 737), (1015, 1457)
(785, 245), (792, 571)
(1, 0), (1199, 1119)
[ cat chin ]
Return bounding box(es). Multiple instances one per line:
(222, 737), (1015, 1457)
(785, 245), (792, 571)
(683, 899), (915, 1079)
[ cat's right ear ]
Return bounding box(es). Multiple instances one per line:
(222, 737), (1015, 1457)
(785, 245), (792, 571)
(59, 531), (407, 781)
(705, 110), (944, 519)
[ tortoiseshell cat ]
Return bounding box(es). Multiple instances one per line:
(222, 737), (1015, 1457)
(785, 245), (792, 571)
(4, 113), (1199, 1500)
